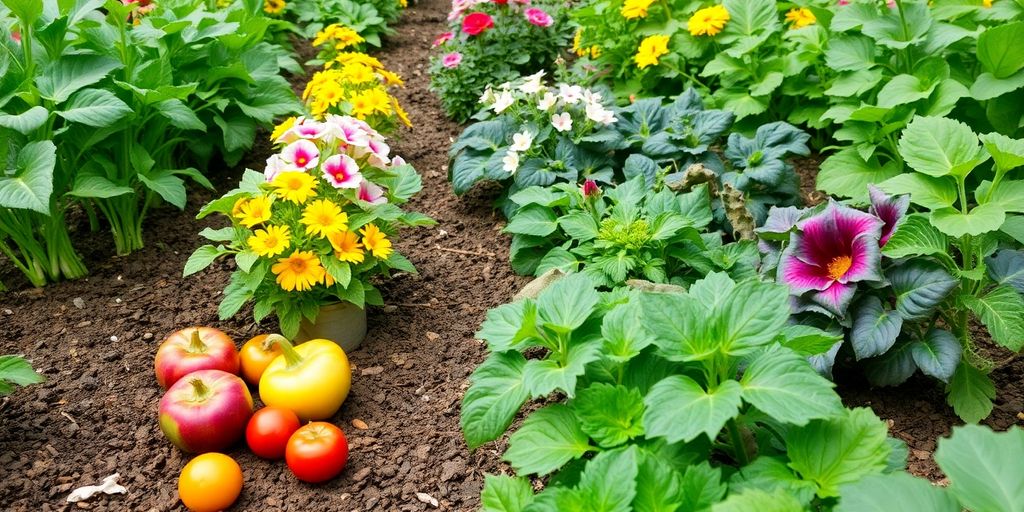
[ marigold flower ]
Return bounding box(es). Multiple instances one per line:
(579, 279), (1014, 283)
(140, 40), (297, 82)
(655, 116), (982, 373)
(329, 230), (366, 264)
(248, 225), (291, 257)
(272, 250), (326, 292)
(621, 0), (654, 19)
(360, 223), (393, 259)
(688, 4), (729, 36)
(263, 0), (285, 14)
(236, 195), (273, 227)
(634, 34), (670, 69)
(272, 171), (318, 204)
(300, 199), (349, 239)
(785, 7), (816, 29)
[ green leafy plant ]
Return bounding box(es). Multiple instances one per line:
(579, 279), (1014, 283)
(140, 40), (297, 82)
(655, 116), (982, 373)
(505, 176), (760, 286)
(288, 0), (394, 45)
(836, 425), (1024, 512)
(464, 272), (905, 510)
(0, 354), (43, 396)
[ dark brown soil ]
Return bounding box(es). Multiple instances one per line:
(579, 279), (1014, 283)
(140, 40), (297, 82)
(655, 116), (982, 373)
(1, 2), (1023, 510)
(0, 1), (526, 510)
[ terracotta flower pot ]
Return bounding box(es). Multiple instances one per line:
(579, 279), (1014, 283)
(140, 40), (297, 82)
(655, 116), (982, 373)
(295, 302), (367, 352)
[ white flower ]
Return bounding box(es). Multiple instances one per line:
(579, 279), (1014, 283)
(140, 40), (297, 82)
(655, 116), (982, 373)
(537, 92), (558, 112)
(510, 130), (534, 152)
(551, 112), (573, 132)
(502, 150), (520, 174)
(492, 91), (515, 114)
(558, 84), (584, 105)
(582, 89), (604, 106)
(585, 103), (617, 125)
(519, 70), (546, 95)
(479, 87), (496, 106)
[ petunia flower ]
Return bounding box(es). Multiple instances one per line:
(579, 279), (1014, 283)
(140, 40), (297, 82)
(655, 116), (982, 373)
(491, 91), (515, 114)
(442, 51), (463, 68)
(502, 151), (520, 174)
(510, 131), (533, 152)
(322, 154), (362, 189)
(432, 31), (454, 47)
(519, 71), (546, 95)
(551, 112), (573, 132)
(280, 139), (320, 170)
(558, 84), (583, 104)
(524, 7), (553, 27)
(778, 201), (884, 316)
(357, 181), (387, 205)
(537, 92), (558, 112)
(289, 119), (328, 140)
(868, 185), (909, 247)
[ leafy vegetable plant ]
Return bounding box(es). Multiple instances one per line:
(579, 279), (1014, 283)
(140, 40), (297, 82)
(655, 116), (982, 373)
(505, 176), (759, 286)
(0, 355), (43, 396)
(464, 272), (904, 510)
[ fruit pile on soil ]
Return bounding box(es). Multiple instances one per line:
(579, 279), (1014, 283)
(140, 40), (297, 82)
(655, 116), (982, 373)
(1, 0), (1022, 509)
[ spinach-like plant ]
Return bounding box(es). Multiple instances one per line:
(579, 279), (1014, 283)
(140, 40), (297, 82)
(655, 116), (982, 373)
(288, 0), (394, 44)
(504, 176), (759, 286)
(0, 354), (43, 397)
(464, 273), (903, 510)
(836, 425), (1024, 512)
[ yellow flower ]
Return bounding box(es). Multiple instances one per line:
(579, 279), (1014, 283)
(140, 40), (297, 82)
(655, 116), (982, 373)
(634, 34), (671, 69)
(248, 225), (291, 257)
(313, 24), (341, 47)
(329, 230), (365, 264)
(340, 63), (376, 84)
(572, 29), (585, 56)
(264, 0), (285, 14)
(360, 223), (393, 259)
(590, 46), (602, 58)
(270, 116), (296, 141)
(300, 199), (349, 238)
(688, 4), (730, 36)
(272, 250), (326, 292)
(235, 195), (273, 227)
(392, 98), (412, 127)
(399, 0), (407, 7)
(621, 0), (655, 19)
(272, 171), (318, 204)
(785, 7), (816, 29)
(983, 0), (992, 6)
(378, 69), (405, 87)
(335, 52), (383, 69)
(231, 197), (248, 217)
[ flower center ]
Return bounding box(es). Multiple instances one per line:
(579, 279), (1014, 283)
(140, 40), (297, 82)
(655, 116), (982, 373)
(826, 255), (852, 281)
(289, 258), (308, 272)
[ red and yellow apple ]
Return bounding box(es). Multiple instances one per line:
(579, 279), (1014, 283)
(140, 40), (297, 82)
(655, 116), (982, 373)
(155, 327), (240, 389)
(159, 369), (253, 453)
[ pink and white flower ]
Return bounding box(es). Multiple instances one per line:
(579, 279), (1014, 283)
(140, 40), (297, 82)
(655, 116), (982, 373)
(325, 116), (371, 148)
(433, 31), (455, 47)
(390, 156), (408, 168)
(281, 139), (320, 170)
(510, 131), (533, 152)
(289, 119), (328, 141)
(524, 7), (553, 27)
(366, 139), (392, 168)
(551, 112), (573, 132)
(357, 181), (388, 205)
(322, 154), (363, 189)
(585, 102), (616, 125)
(558, 84), (583, 104)
(537, 92), (558, 112)
(442, 52), (463, 68)
(264, 154), (300, 182)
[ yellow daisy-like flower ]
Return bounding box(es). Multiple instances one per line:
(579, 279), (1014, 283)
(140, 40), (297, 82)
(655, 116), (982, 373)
(333, 28), (365, 50)
(269, 116), (296, 141)
(634, 34), (671, 69)
(983, 0), (992, 7)
(335, 52), (383, 69)
(329, 230), (366, 264)
(313, 24), (341, 47)
(231, 197), (248, 217)
(785, 7), (816, 29)
(340, 63), (376, 84)
(247, 225), (291, 257)
(590, 46), (602, 59)
(392, 98), (412, 127)
(398, 0), (407, 7)
(688, 4), (730, 37)
(264, 0), (285, 14)
(621, 0), (655, 19)
(272, 171), (318, 204)
(360, 223), (393, 259)
(572, 29), (585, 57)
(235, 195), (273, 228)
(300, 199), (349, 238)
(378, 69), (404, 87)
(272, 250), (326, 292)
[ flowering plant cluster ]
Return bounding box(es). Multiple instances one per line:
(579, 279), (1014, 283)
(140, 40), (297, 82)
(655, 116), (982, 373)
(185, 116), (435, 338)
(449, 72), (621, 203)
(302, 50), (411, 133)
(287, 0), (400, 46)
(428, 0), (571, 121)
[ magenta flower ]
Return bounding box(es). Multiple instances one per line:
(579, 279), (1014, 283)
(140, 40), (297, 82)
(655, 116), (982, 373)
(868, 185), (909, 247)
(322, 154), (362, 189)
(524, 7), (553, 27)
(357, 181), (387, 205)
(581, 179), (600, 198)
(442, 51), (463, 69)
(280, 139), (320, 170)
(433, 32), (454, 47)
(778, 201), (884, 315)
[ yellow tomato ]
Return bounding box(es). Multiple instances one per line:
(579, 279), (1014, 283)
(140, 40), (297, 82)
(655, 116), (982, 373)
(178, 453), (243, 512)
(239, 334), (284, 386)
(259, 337), (351, 420)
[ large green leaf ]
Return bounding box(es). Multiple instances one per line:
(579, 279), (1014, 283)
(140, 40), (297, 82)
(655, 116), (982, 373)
(935, 424), (1024, 512)
(0, 106), (49, 135)
(536, 273), (599, 333)
(633, 451), (687, 512)
(962, 284), (1024, 351)
(182, 244), (224, 277)
(155, 99), (206, 131)
(711, 489), (805, 512)
(849, 296), (903, 360)
(461, 351), (529, 449)
(718, 280), (793, 354)
(481, 474), (534, 512)
(36, 55), (121, 103)
(977, 21), (1024, 79)
(739, 346), (843, 425)
(570, 447), (639, 512)
(523, 340), (602, 398)
(642, 292), (716, 361)
(66, 175), (133, 199)
(878, 173), (958, 210)
(57, 88), (132, 127)
(786, 408), (891, 498)
(0, 140), (56, 214)
(882, 214), (948, 258)
(931, 203), (1007, 237)
(979, 132), (1024, 172)
(836, 472), (958, 512)
(887, 260), (958, 321)
(898, 116), (989, 178)
(910, 328), (961, 383)
(503, 404), (591, 476)
(572, 383), (645, 448)
(729, 456), (817, 506)
(138, 169), (187, 209)
(817, 149), (900, 202)
(643, 376), (742, 444)
(505, 204), (559, 237)
(945, 362), (995, 423)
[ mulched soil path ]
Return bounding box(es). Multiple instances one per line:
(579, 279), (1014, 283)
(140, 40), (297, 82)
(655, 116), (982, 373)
(1, 1), (1023, 510)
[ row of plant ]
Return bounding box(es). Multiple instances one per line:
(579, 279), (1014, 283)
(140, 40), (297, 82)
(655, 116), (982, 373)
(439, 63), (1024, 507)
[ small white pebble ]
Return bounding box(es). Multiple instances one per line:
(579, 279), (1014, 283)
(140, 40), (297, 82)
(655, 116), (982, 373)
(73, 298), (85, 309)
(110, 336), (118, 342)
(114, 298), (122, 304)
(2, 308), (12, 315)
(116, 275), (122, 281)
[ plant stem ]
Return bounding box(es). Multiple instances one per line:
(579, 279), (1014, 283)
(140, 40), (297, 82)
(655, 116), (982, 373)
(265, 334), (304, 367)
(726, 418), (750, 466)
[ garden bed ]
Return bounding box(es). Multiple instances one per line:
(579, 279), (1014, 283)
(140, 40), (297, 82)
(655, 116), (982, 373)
(1, 0), (1023, 509)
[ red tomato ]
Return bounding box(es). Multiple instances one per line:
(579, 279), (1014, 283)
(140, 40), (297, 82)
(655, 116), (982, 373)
(285, 422), (349, 483)
(246, 407), (300, 459)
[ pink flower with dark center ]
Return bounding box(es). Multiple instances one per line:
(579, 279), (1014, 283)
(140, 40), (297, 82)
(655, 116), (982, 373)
(326, 117), (370, 148)
(322, 154), (363, 189)
(582, 179), (600, 198)
(366, 139), (392, 168)
(778, 201), (884, 315)
(280, 139), (320, 170)
(357, 181), (388, 205)
(868, 185), (909, 247)
(433, 32), (455, 47)
(442, 52), (463, 69)
(264, 154), (300, 182)
(290, 119), (328, 141)
(524, 7), (553, 27)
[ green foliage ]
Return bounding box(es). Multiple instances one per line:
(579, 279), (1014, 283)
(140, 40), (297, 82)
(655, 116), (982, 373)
(0, 355), (44, 396)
